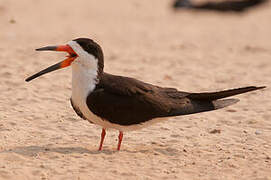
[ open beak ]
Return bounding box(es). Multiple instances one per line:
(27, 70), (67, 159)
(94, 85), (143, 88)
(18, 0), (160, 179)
(25, 45), (77, 82)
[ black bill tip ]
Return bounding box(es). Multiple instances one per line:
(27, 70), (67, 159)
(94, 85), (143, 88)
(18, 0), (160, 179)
(25, 73), (41, 82)
(25, 62), (61, 82)
(36, 46), (58, 51)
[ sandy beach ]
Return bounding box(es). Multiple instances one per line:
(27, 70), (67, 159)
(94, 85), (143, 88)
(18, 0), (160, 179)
(0, 0), (270, 179)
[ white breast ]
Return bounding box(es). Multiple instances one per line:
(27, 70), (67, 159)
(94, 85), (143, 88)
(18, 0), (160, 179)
(68, 41), (125, 130)
(68, 41), (103, 125)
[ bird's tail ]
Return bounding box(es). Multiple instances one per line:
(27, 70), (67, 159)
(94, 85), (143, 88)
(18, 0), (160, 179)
(187, 86), (265, 101)
(212, 98), (239, 109)
(168, 86), (265, 116)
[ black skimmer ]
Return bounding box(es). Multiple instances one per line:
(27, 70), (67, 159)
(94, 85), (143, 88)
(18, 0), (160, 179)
(173, 0), (267, 12)
(26, 38), (265, 151)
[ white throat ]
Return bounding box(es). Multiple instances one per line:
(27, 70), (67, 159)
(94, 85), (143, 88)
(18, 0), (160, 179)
(68, 40), (106, 128)
(68, 41), (99, 106)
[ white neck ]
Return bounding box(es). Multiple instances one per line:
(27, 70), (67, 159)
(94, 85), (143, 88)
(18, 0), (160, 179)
(68, 41), (99, 106)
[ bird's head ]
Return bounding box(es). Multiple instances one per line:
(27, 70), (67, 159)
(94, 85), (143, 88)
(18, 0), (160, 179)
(25, 38), (104, 82)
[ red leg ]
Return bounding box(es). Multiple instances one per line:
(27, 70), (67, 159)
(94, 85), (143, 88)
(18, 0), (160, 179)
(117, 131), (123, 151)
(98, 128), (106, 151)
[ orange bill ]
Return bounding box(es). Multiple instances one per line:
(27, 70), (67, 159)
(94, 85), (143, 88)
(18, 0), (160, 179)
(25, 45), (77, 82)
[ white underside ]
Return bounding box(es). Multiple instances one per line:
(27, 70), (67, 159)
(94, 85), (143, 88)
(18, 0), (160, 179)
(89, 116), (168, 132)
(69, 41), (168, 132)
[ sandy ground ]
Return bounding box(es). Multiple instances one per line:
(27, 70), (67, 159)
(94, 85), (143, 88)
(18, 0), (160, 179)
(0, 0), (271, 179)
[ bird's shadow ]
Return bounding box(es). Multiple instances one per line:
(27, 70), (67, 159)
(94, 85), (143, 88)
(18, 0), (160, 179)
(0, 145), (180, 157)
(0, 145), (116, 157)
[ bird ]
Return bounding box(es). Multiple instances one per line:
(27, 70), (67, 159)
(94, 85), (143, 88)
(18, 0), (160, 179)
(173, 0), (267, 12)
(25, 38), (265, 151)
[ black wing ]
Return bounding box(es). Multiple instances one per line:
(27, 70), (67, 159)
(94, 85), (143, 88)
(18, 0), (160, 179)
(86, 73), (265, 126)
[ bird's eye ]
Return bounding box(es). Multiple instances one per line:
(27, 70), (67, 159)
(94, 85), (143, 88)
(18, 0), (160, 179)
(70, 53), (77, 57)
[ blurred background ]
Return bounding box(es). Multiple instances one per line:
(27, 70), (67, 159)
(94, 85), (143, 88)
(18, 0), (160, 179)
(0, 0), (270, 179)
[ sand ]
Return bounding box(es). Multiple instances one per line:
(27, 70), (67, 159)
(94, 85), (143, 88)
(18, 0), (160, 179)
(0, 0), (270, 179)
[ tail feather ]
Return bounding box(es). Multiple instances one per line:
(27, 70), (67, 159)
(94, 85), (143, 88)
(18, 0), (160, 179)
(213, 98), (240, 109)
(187, 86), (265, 101)
(167, 86), (264, 117)
(168, 98), (239, 116)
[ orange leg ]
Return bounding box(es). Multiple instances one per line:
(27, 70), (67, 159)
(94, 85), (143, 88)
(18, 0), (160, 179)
(98, 128), (106, 151)
(117, 131), (123, 151)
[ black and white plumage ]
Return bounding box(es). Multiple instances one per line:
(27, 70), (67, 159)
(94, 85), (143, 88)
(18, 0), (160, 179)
(26, 38), (265, 150)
